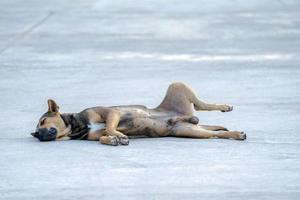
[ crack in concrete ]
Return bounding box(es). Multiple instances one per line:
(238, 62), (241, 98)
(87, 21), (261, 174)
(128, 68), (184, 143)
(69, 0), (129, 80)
(0, 11), (55, 55)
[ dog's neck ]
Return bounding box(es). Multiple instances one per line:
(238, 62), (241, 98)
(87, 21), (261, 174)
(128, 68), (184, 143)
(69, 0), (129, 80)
(60, 112), (90, 140)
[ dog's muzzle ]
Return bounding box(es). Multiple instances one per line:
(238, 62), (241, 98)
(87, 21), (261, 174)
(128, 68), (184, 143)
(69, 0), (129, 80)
(31, 127), (57, 141)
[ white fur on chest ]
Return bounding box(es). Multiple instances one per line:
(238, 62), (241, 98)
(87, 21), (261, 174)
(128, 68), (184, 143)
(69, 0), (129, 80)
(88, 122), (106, 131)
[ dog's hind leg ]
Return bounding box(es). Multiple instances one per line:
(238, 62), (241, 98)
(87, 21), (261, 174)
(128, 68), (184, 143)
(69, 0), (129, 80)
(157, 82), (233, 114)
(170, 123), (246, 140)
(199, 124), (228, 131)
(156, 82), (194, 115)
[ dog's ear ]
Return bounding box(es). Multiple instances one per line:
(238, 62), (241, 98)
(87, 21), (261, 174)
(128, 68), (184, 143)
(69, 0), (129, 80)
(47, 99), (59, 113)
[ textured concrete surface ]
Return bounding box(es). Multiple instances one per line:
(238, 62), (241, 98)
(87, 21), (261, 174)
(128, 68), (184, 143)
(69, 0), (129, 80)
(0, 0), (300, 199)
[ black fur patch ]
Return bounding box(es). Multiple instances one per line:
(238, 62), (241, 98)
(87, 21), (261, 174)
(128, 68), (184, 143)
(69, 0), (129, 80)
(61, 112), (90, 140)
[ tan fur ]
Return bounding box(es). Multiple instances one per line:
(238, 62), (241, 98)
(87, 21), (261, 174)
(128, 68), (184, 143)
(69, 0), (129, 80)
(87, 129), (106, 141)
(37, 112), (67, 138)
(86, 109), (102, 123)
(34, 82), (246, 145)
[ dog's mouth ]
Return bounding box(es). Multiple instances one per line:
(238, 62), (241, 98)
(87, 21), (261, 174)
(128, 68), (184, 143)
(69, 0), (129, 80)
(31, 128), (57, 142)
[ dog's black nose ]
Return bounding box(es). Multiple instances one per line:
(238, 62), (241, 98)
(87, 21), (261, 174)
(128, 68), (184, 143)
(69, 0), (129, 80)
(36, 128), (57, 141)
(38, 128), (48, 135)
(31, 132), (39, 137)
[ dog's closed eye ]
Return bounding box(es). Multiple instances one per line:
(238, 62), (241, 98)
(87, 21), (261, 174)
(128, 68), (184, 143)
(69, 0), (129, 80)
(40, 118), (46, 126)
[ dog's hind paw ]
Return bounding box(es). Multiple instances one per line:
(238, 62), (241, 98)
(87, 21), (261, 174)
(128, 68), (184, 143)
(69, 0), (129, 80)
(220, 105), (233, 112)
(236, 132), (247, 140)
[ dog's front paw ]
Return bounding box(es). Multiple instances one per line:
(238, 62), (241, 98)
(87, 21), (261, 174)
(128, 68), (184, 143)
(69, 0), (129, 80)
(119, 136), (129, 145)
(220, 105), (233, 112)
(108, 135), (119, 146)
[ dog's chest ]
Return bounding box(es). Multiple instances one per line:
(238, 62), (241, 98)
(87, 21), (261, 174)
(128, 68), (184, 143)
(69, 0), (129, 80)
(88, 122), (106, 131)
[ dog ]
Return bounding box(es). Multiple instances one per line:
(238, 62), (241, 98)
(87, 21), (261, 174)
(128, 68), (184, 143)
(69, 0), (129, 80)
(31, 82), (246, 145)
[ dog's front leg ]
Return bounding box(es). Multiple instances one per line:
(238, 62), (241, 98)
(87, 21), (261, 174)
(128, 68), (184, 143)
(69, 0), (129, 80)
(99, 135), (120, 146)
(88, 129), (127, 146)
(104, 110), (129, 145)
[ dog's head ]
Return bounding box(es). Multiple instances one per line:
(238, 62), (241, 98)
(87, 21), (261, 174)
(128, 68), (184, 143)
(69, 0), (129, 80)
(31, 99), (70, 141)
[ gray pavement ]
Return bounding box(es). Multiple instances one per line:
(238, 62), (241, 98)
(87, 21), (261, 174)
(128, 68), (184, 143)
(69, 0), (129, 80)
(0, 0), (300, 199)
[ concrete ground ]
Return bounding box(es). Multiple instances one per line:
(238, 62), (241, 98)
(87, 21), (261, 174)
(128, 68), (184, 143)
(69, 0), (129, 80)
(0, 0), (300, 199)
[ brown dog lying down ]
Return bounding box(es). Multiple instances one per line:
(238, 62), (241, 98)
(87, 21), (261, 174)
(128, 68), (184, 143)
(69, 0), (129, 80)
(31, 82), (246, 146)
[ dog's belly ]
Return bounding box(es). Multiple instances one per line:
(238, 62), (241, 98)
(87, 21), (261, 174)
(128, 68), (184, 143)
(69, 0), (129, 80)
(121, 118), (170, 137)
(115, 106), (176, 137)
